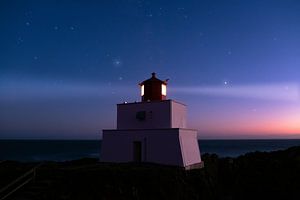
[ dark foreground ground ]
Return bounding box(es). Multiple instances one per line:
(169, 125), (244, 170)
(1, 146), (300, 200)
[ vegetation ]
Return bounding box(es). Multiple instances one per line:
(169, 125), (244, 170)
(1, 146), (300, 200)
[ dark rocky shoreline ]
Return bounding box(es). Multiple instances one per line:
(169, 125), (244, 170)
(1, 146), (300, 200)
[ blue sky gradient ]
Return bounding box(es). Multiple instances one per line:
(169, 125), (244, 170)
(1, 0), (300, 139)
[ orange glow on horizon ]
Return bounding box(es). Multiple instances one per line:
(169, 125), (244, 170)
(193, 105), (300, 138)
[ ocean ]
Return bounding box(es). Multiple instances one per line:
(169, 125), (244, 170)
(0, 139), (300, 162)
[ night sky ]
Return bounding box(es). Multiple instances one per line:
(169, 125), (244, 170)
(1, 0), (300, 139)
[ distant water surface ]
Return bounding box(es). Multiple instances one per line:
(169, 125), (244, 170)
(199, 139), (300, 157)
(0, 139), (300, 161)
(0, 140), (100, 162)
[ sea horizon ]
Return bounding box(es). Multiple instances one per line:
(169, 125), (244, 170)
(1, 137), (300, 141)
(1, 139), (300, 162)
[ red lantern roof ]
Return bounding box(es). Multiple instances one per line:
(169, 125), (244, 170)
(139, 72), (168, 86)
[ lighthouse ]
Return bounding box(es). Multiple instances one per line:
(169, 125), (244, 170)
(101, 73), (203, 170)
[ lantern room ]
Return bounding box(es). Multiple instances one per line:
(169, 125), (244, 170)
(139, 72), (168, 102)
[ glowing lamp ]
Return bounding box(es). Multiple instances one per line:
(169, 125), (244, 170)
(141, 85), (144, 96)
(161, 84), (167, 96)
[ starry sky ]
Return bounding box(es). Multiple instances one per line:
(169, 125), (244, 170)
(1, 0), (300, 139)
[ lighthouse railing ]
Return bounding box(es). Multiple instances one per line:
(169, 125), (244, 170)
(0, 162), (43, 200)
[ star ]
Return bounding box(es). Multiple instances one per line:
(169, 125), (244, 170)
(112, 58), (122, 67)
(17, 37), (24, 45)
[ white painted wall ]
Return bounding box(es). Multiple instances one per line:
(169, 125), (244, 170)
(101, 99), (202, 168)
(117, 100), (186, 129)
(179, 129), (202, 166)
(171, 100), (186, 128)
(101, 128), (201, 167)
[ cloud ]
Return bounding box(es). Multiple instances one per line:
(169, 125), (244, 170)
(0, 78), (133, 100)
(172, 83), (300, 101)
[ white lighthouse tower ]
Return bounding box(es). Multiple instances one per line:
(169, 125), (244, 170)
(101, 73), (203, 169)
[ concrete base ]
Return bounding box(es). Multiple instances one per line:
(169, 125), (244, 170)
(185, 161), (205, 170)
(101, 128), (202, 169)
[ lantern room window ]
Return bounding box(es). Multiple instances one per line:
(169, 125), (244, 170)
(161, 84), (167, 96)
(141, 85), (144, 96)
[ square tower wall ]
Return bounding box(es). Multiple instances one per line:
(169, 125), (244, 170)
(117, 100), (186, 129)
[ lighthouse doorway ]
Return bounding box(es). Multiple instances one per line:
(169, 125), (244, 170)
(133, 141), (142, 162)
